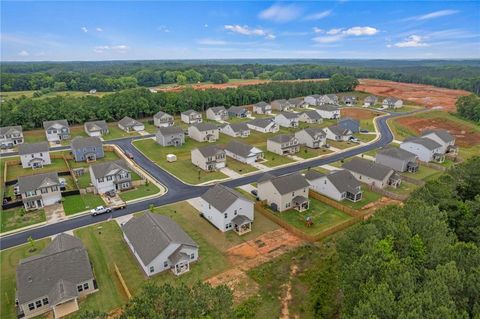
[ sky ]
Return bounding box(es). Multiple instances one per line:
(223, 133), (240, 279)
(1, 1), (479, 61)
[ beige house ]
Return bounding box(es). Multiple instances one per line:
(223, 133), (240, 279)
(18, 172), (62, 211)
(267, 135), (300, 155)
(258, 173), (310, 212)
(206, 106), (228, 121)
(181, 110), (203, 124)
(188, 123), (219, 142)
(191, 145), (226, 171)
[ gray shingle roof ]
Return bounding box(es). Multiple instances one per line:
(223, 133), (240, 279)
(261, 173), (309, 195)
(268, 134), (296, 144)
(43, 120), (69, 130)
(84, 120), (108, 133)
(18, 172), (59, 193)
(325, 170), (361, 194)
(208, 106), (227, 114)
(377, 147), (417, 161)
(302, 127), (326, 139)
(228, 106), (247, 115)
(254, 101), (270, 108)
(118, 116), (142, 128)
(0, 125), (22, 135)
(404, 137), (442, 150)
(304, 170), (325, 181)
(18, 142), (49, 155)
(327, 124), (352, 136)
(90, 160), (130, 179)
(278, 112), (298, 119)
(224, 140), (261, 158)
(383, 97), (400, 104)
(288, 97), (304, 106)
(154, 111), (173, 119)
(231, 214), (252, 225)
(342, 158), (394, 181)
(182, 109), (199, 116)
(248, 118), (275, 128)
(227, 123), (249, 133)
(196, 145), (225, 157)
(190, 122), (218, 132)
(301, 110), (322, 120)
(16, 233), (93, 305)
(71, 136), (102, 150)
(316, 104), (339, 111)
(122, 212), (197, 265)
(201, 184), (251, 212)
(272, 99), (290, 106)
(364, 95), (377, 102)
(421, 129), (455, 143)
(157, 126), (184, 135)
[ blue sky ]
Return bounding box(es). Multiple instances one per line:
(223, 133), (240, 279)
(1, 1), (479, 61)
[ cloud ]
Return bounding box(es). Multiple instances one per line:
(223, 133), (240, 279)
(94, 45), (129, 53)
(258, 4), (301, 22)
(224, 25), (275, 39)
(416, 9), (459, 20)
(157, 25), (170, 33)
(96, 27), (103, 32)
(391, 35), (428, 48)
(204, 24), (209, 28)
(197, 38), (227, 45)
(313, 26), (379, 43)
(343, 26), (378, 36)
(18, 50), (29, 57)
(326, 28), (343, 35)
(312, 27), (323, 33)
(81, 26), (88, 33)
(305, 10), (332, 21)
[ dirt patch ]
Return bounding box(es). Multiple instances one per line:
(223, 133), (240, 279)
(280, 264), (299, 319)
(205, 268), (260, 303)
(396, 116), (480, 147)
(341, 107), (380, 120)
(356, 79), (470, 112)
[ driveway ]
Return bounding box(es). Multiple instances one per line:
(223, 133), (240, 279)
(44, 203), (66, 224)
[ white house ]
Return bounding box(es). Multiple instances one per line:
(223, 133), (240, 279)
(257, 173), (310, 212)
(323, 124), (353, 141)
(0, 125), (23, 148)
(84, 120), (109, 137)
(206, 106), (229, 121)
(342, 157), (401, 189)
(224, 140), (264, 164)
(247, 118), (279, 133)
(363, 95), (378, 107)
(118, 117), (145, 132)
(271, 99), (293, 112)
(275, 112), (299, 128)
(315, 105), (340, 119)
(304, 94), (321, 106)
(153, 111), (174, 127)
(43, 120), (70, 143)
(382, 98), (403, 109)
(295, 128), (326, 149)
(191, 145), (226, 171)
(319, 94), (339, 105)
(181, 110), (202, 124)
(298, 110), (322, 124)
(188, 123), (219, 142)
(267, 135), (300, 155)
(420, 129), (457, 155)
(305, 170), (363, 202)
(199, 184), (254, 235)
(253, 102), (272, 115)
(400, 137), (445, 163)
(18, 172), (61, 211)
(89, 160), (132, 194)
(19, 142), (51, 169)
(220, 123), (250, 138)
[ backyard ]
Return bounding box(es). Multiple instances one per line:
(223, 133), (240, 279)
(402, 165), (443, 181)
(0, 208), (46, 233)
(6, 157), (69, 181)
(340, 188), (382, 210)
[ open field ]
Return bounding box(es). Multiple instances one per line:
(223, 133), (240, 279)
(1, 208), (46, 233)
(0, 90), (113, 102)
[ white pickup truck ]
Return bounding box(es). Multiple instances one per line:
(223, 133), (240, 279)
(90, 206), (112, 216)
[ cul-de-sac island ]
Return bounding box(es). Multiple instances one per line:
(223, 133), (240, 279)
(1, 1), (479, 319)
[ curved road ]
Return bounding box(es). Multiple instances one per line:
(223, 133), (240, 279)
(0, 111), (400, 250)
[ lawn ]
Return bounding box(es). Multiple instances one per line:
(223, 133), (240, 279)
(103, 124), (139, 141)
(360, 119), (375, 132)
(141, 121), (157, 134)
(118, 182), (160, 201)
(0, 208), (46, 233)
(67, 150), (120, 169)
(6, 157), (69, 181)
(341, 188), (382, 210)
(402, 165), (443, 181)
(1, 238), (51, 319)
(62, 193), (105, 215)
(386, 180), (419, 195)
(225, 158), (258, 174)
(262, 151), (295, 167)
(328, 140), (357, 150)
(296, 147), (333, 159)
(23, 129), (47, 144)
(353, 133), (377, 143)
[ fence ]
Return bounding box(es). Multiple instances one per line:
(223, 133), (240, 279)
(370, 185), (408, 201)
(308, 189), (363, 218)
(61, 190), (81, 197)
(114, 263), (132, 300)
(2, 201), (23, 210)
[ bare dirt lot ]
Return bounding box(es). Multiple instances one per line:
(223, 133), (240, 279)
(356, 79), (470, 111)
(341, 107), (381, 120)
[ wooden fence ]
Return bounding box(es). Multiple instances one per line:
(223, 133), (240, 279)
(370, 185), (408, 201)
(308, 190), (363, 218)
(114, 263), (132, 300)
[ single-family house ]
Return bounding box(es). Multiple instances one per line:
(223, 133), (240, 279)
(206, 106), (229, 121)
(363, 95), (378, 107)
(306, 169), (363, 202)
(153, 111), (174, 127)
(275, 112), (299, 128)
(18, 172), (61, 210)
(224, 140), (264, 164)
(338, 117), (360, 133)
(382, 97), (403, 109)
(420, 129), (457, 155)
(188, 123), (219, 142)
(304, 94), (321, 106)
(298, 110), (322, 124)
(400, 137), (445, 163)
(315, 104), (341, 119)
(289, 97), (307, 108)
(258, 173), (310, 212)
(228, 106), (250, 118)
(267, 135), (300, 155)
(271, 99), (293, 112)
(319, 94), (339, 105)
(181, 110), (203, 124)
(295, 128), (326, 149)
(253, 102), (272, 115)
(16, 233), (96, 319)
(19, 142), (51, 169)
(71, 137), (104, 162)
(118, 117), (145, 132)
(0, 125), (23, 148)
(323, 124), (353, 141)
(247, 118), (279, 133)
(342, 96), (357, 106)
(199, 184), (254, 234)
(220, 123), (250, 138)
(191, 145), (226, 171)
(43, 120), (70, 143)
(89, 160), (132, 194)
(342, 157), (401, 189)
(156, 126), (185, 147)
(375, 147), (419, 173)
(84, 120), (109, 137)
(123, 213), (198, 276)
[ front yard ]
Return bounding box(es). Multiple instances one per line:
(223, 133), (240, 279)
(118, 183), (160, 201)
(262, 151), (295, 167)
(62, 193), (105, 215)
(296, 147), (333, 160)
(0, 207), (46, 233)
(225, 158), (258, 174)
(103, 124), (140, 141)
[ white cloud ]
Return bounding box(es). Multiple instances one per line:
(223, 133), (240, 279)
(18, 50), (29, 57)
(416, 9), (459, 20)
(313, 35), (344, 43)
(258, 4), (301, 22)
(392, 35), (428, 48)
(197, 38), (227, 45)
(305, 10), (332, 21)
(96, 27), (103, 32)
(204, 24), (209, 28)
(224, 25), (275, 39)
(312, 27), (324, 33)
(94, 45), (129, 53)
(343, 26), (378, 36)
(326, 28), (343, 35)
(313, 26), (379, 43)
(157, 26), (170, 33)
(81, 26), (88, 33)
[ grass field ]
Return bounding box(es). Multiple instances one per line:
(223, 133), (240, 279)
(225, 158), (258, 174)
(0, 208), (46, 233)
(359, 119), (376, 132)
(62, 194), (105, 215)
(296, 147), (333, 159)
(6, 157), (68, 181)
(0, 90), (112, 102)
(118, 183), (160, 201)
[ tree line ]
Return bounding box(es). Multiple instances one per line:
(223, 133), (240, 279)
(0, 74), (358, 129)
(456, 94), (480, 122)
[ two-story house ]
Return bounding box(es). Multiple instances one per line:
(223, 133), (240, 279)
(153, 111), (174, 127)
(19, 142), (51, 169)
(191, 145), (226, 171)
(315, 104), (340, 119)
(0, 125), (23, 148)
(342, 96), (357, 106)
(304, 94), (321, 106)
(319, 94), (339, 105)
(420, 129), (457, 155)
(382, 97), (403, 109)
(323, 124), (353, 141)
(298, 110), (322, 124)
(338, 117), (360, 133)
(295, 128), (326, 149)
(224, 140), (264, 164)
(118, 116), (145, 132)
(363, 95), (378, 107)
(271, 99), (293, 112)
(89, 160), (132, 194)
(43, 120), (70, 143)
(247, 118), (279, 133)
(275, 112), (299, 128)
(84, 120), (109, 137)
(253, 102), (272, 114)
(181, 110), (202, 124)
(289, 97), (307, 108)
(220, 123), (250, 138)
(71, 136), (104, 162)
(18, 172), (61, 210)
(306, 169), (363, 202)
(206, 106), (229, 121)
(375, 147), (419, 173)
(400, 137), (445, 163)
(342, 157), (401, 189)
(188, 123), (219, 142)
(156, 126), (185, 147)
(267, 135), (300, 155)
(228, 106), (250, 118)
(258, 173), (310, 212)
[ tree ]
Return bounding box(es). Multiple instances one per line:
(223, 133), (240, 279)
(456, 94), (480, 122)
(53, 81), (67, 91)
(27, 236), (36, 252)
(211, 72), (229, 84)
(176, 74), (187, 85)
(243, 71), (255, 79)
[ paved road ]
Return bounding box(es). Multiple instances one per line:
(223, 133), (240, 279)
(0, 112), (399, 250)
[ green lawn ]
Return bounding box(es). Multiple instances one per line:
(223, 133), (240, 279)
(402, 165), (443, 181)
(262, 151), (295, 167)
(142, 121), (157, 134)
(386, 180), (419, 195)
(62, 194), (105, 215)
(1, 238), (51, 319)
(359, 119), (375, 132)
(6, 157), (68, 181)
(103, 124), (139, 141)
(296, 147), (333, 159)
(23, 129), (47, 143)
(76, 170), (92, 188)
(353, 133), (376, 143)
(341, 188), (382, 210)
(225, 158), (258, 174)
(118, 183), (160, 201)
(328, 140), (356, 150)
(0, 208), (46, 233)
(67, 150), (120, 169)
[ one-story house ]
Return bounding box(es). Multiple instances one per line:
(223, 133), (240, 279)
(342, 157), (401, 189)
(306, 169), (362, 202)
(118, 117), (145, 132)
(224, 140), (264, 164)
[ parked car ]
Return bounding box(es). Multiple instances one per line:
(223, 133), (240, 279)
(90, 205), (112, 216)
(250, 189), (258, 196)
(124, 150), (134, 159)
(360, 129), (369, 133)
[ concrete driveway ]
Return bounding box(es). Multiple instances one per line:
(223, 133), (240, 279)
(44, 203), (66, 224)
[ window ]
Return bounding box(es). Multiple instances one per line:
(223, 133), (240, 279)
(41, 188), (48, 194)
(28, 303), (35, 311)
(164, 261), (168, 268)
(224, 213), (228, 219)
(51, 186), (58, 192)
(150, 266), (155, 273)
(39, 153), (42, 156)
(77, 285), (83, 292)
(324, 180), (327, 184)
(42, 298), (49, 305)
(292, 191), (295, 196)
(35, 300), (42, 308)
(83, 282), (89, 290)
(98, 178), (104, 182)
(286, 202), (291, 208)
(208, 204), (211, 209)
(106, 176), (112, 181)
(190, 253), (195, 260)
(31, 154), (34, 158)
(234, 210), (237, 216)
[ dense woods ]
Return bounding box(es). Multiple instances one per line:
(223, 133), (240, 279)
(0, 74), (358, 129)
(456, 94), (480, 122)
(1, 60), (479, 93)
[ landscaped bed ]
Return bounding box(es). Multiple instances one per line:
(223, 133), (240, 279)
(62, 193), (105, 215)
(0, 208), (46, 233)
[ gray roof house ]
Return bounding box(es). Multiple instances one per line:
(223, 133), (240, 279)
(122, 212), (198, 276)
(298, 110), (322, 124)
(258, 173), (310, 212)
(342, 157), (401, 189)
(420, 129), (457, 155)
(16, 233), (96, 319)
(153, 111), (174, 127)
(295, 128), (326, 149)
(267, 135), (300, 155)
(364, 95), (378, 107)
(0, 125), (23, 148)
(84, 120), (108, 137)
(206, 106), (229, 121)
(323, 124), (353, 141)
(246, 118), (279, 133)
(118, 116), (145, 132)
(271, 99), (293, 111)
(191, 145), (226, 171)
(253, 101), (272, 114)
(342, 95), (357, 106)
(156, 126), (185, 147)
(338, 117), (360, 133)
(19, 142), (51, 169)
(228, 106), (250, 118)
(220, 122), (250, 138)
(89, 160), (132, 194)
(315, 104), (341, 119)
(181, 110), (202, 124)
(224, 140), (264, 164)
(289, 97), (307, 108)
(18, 172), (61, 210)
(375, 147), (419, 173)
(306, 169), (363, 202)
(400, 137), (445, 163)
(275, 112), (299, 128)
(382, 97), (403, 109)
(43, 120), (70, 142)
(70, 136), (104, 162)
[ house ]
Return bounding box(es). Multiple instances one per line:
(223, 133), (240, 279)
(382, 97), (403, 109)
(271, 99), (293, 111)
(420, 129), (457, 155)
(206, 106), (228, 121)
(306, 169), (362, 202)
(342, 96), (357, 106)
(295, 128), (326, 149)
(315, 104), (341, 119)
(0, 125), (23, 148)
(156, 126), (185, 147)
(375, 147), (419, 173)
(71, 137), (104, 162)
(122, 212), (198, 276)
(247, 118), (279, 133)
(363, 95), (378, 107)
(258, 173), (310, 212)
(199, 184), (254, 234)
(253, 101), (272, 114)
(323, 124), (353, 141)
(89, 89), (97, 94)
(342, 157), (401, 189)
(228, 106), (250, 118)
(188, 123), (219, 142)
(181, 110), (202, 124)
(19, 142), (51, 169)
(220, 123), (250, 138)
(338, 117), (360, 133)
(89, 160), (132, 194)
(18, 172), (61, 210)
(304, 94), (321, 106)
(319, 94), (339, 105)
(43, 120), (70, 143)
(298, 110), (322, 124)
(267, 135), (300, 155)
(153, 111), (174, 127)
(400, 137), (445, 163)
(84, 120), (109, 137)
(191, 145), (226, 171)
(224, 140), (264, 164)
(275, 112), (299, 128)
(118, 116), (145, 132)
(289, 97), (307, 108)
(16, 233), (96, 319)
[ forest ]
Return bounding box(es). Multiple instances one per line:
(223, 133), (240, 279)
(456, 94), (480, 122)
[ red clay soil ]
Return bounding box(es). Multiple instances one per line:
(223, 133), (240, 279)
(396, 116), (480, 147)
(340, 107), (379, 120)
(357, 79), (470, 111)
